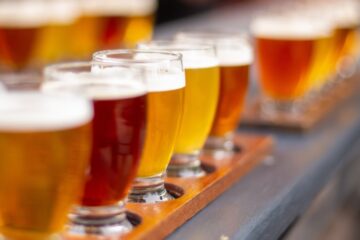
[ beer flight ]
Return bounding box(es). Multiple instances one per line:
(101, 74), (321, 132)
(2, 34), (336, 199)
(0, 0), (360, 239)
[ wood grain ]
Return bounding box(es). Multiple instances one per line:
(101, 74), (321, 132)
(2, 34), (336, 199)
(64, 134), (273, 240)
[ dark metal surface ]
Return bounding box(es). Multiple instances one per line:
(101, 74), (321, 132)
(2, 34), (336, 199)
(154, 3), (360, 240)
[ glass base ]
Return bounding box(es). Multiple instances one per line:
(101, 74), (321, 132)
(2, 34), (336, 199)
(203, 134), (236, 159)
(67, 202), (132, 236)
(167, 153), (206, 178)
(337, 55), (357, 79)
(128, 173), (174, 203)
(260, 97), (304, 119)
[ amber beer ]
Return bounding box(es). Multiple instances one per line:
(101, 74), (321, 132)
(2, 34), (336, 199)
(252, 17), (328, 112)
(70, 0), (156, 58)
(0, 93), (92, 240)
(0, 1), (47, 70)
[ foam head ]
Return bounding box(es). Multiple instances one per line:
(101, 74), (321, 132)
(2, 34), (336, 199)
(0, 92), (93, 132)
(43, 68), (147, 100)
(82, 0), (157, 16)
(0, 1), (80, 27)
(251, 16), (332, 40)
(137, 42), (219, 69)
(175, 33), (253, 66)
(0, 1), (48, 27)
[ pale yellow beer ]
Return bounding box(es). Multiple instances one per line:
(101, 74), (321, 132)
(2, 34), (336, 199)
(0, 93), (92, 240)
(175, 65), (220, 153)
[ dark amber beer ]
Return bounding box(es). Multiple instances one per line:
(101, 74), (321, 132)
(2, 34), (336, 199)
(0, 92), (92, 240)
(93, 50), (185, 203)
(43, 62), (147, 235)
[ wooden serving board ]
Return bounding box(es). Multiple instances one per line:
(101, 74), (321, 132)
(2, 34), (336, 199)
(64, 134), (273, 240)
(241, 76), (360, 131)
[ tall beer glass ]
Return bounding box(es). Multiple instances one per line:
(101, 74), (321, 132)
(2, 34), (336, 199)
(251, 16), (330, 116)
(43, 62), (147, 235)
(176, 32), (253, 155)
(93, 50), (185, 202)
(0, 92), (92, 240)
(138, 41), (220, 177)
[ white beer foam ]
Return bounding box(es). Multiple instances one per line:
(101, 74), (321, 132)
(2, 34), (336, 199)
(0, 92), (93, 131)
(251, 17), (332, 39)
(94, 64), (185, 92)
(0, 1), (80, 27)
(146, 70), (185, 92)
(331, 3), (360, 28)
(217, 49), (253, 66)
(174, 35), (253, 66)
(42, 72), (146, 100)
(0, 2), (48, 27)
(182, 55), (219, 69)
(82, 0), (157, 16)
(47, 1), (80, 24)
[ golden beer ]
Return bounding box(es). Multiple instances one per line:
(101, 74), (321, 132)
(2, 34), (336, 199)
(137, 42), (220, 177)
(137, 87), (184, 177)
(175, 32), (252, 153)
(307, 33), (336, 90)
(175, 65), (219, 153)
(33, 0), (80, 64)
(70, 0), (156, 58)
(0, 93), (92, 240)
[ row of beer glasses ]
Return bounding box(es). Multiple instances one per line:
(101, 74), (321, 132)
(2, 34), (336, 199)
(0, 0), (156, 71)
(250, 0), (360, 116)
(0, 33), (253, 239)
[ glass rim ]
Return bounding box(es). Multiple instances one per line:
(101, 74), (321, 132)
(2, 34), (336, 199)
(44, 61), (146, 76)
(137, 40), (216, 52)
(92, 49), (183, 65)
(176, 30), (249, 42)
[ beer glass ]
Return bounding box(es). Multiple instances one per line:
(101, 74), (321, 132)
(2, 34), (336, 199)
(93, 50), (185, 202)
(43, 62), (147, 235)
(70, 0), (156, 58)
(0, 0), (80, 70)
(0, 92), (92, 240)
(251, 16), (331, 116)
(138, 41), (220, 177)
(176, 32), (253, 155)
